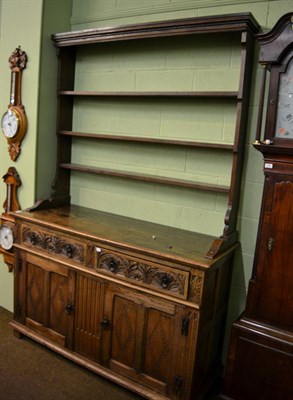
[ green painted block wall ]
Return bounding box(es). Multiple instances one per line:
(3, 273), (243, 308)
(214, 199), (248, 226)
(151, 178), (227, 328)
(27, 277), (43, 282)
(0, 0), (43, 311)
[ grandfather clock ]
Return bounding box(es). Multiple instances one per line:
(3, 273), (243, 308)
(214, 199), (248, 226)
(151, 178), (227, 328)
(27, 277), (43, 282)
(221, 13), (293, 400)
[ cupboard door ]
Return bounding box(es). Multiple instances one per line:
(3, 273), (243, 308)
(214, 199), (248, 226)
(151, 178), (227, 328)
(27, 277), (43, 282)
(73, 273), (105, 362)
(15, 251), (75, 348)
(248, 178), (293, 329)
(102, 284), (197, 399)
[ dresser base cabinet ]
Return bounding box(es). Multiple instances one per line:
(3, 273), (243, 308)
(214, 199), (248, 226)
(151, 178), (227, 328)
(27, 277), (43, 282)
(10, 205), (237, 400)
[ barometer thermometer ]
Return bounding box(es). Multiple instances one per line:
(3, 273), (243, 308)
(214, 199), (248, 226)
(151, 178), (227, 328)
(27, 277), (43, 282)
(1, 46), (28, 161)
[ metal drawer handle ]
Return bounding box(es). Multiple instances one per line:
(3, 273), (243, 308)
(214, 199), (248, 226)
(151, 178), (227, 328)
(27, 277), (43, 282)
(160, 273), (172, 289)
(65, 303), (74, 315)
(99, 317), (111, 329)
(66, 244), (73, 258)
(30, 233), (36, 245)
(109, 259), (118, 273)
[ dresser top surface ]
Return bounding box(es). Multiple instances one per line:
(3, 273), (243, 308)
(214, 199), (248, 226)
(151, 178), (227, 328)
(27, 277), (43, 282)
(13, 205), (235, 268)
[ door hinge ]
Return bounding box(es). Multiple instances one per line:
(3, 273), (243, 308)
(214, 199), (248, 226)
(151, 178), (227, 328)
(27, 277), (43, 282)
(181, 317), (190, 336)
(175, 375), (183, 396)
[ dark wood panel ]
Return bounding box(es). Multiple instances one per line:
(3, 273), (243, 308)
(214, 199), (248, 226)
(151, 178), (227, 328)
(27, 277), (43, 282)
(74, 274), (104, 362)
(26, 262), (45, 325)
(247, 177), (293, 330)
(223, 320), (293, 400)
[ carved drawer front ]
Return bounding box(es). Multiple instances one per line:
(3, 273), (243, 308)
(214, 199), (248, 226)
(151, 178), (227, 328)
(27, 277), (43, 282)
(20, 224), (85, 264)
(94, 248), (189, 300)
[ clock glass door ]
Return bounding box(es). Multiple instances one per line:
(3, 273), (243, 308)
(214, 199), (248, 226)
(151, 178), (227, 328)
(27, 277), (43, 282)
(276, 58), (293, 139)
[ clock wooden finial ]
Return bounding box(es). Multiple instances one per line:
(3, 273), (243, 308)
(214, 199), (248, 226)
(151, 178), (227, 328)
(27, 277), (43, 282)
(2, 167), (21, 213)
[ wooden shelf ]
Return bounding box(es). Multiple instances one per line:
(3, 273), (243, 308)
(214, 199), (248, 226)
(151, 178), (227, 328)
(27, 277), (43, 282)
(59, 90), (239, 98)
(45, 12), (261, 255)
(59, 163), (230, 193)
(59, 130), (234, 150)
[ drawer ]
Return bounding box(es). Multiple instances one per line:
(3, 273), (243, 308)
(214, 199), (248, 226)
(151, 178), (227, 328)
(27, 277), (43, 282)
(94, 247), (190, 300)
(20, 224), (86, 264)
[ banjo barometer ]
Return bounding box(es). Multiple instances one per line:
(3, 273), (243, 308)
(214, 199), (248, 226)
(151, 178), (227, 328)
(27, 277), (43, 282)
(1, 46), (28, 161)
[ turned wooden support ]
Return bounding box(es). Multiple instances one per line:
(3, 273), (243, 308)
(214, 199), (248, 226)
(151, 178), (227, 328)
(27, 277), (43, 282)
(2, 167), (21, 213)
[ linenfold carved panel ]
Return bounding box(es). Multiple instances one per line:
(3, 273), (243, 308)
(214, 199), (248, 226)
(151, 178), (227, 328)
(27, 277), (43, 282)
(22, 226), (85, 263)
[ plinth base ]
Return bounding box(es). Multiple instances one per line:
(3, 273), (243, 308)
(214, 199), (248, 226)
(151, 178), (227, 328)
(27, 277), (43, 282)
(220, 316), (293, 400)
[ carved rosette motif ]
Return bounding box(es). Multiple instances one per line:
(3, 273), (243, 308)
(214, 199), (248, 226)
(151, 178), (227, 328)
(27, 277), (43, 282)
(22, 227), (84, 263)
(97, 252), (185, 295)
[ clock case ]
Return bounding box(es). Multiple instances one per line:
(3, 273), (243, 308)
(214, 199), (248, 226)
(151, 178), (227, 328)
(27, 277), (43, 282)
(2, 106), (27, 141)
(0, 223), (14, 251)
(221, 13), (293, 400)
(254, 13), (293, 153)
